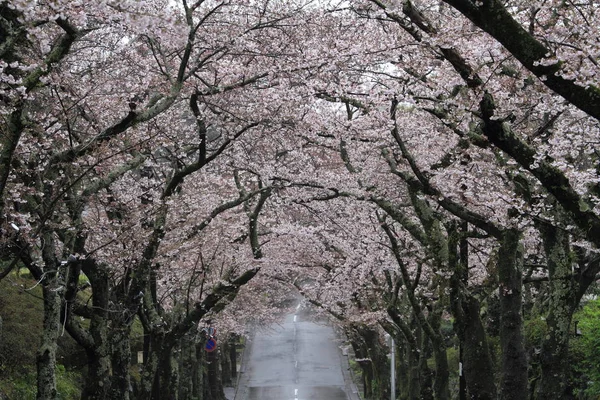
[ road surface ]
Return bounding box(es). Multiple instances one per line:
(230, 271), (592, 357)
(235, 305), (352, 400)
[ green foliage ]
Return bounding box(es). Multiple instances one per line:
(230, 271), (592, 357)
(56, 365), (81, 399)
(446, 347), (459, 375)
(524, 316), (547, 349)
(571, 298), (600, 397)
(0, 365), (81, 400)
(446, 347), (460, 399)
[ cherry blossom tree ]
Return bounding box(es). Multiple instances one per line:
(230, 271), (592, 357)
(2, 0), (600, 399)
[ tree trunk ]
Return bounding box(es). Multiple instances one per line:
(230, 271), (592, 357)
(348, 332), (372, 399)
(406, 339), (422, 399)
(138, 333), (162, 400)
(362, 327), (390, 400)
(460, 295), (497, 399)
(497, 229), (528, 400)
(82, 348), (111, 400)
(221, 340), (232, 386)
(387, 308), (423, 399)
(81, 266), (111, 400)
(449, 222), (497, 399)
(428, 309), (450, 400)
(419, 335), (434, 400)
(396, 339), (411, 400)
(193, 341), (204, 399)
(37, 274), (63, 400)
(206, 344), (225, 400)
(157, 347), (179, 400)
(177, 335), (195, 400)
(109, 328), (132, 400)
(36, 231), (65, 400)
(536, 223), (576, 400)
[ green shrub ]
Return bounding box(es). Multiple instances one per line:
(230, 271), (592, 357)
(0, 365), (81, 400)
(524, 317), (547, 349)
(56, 364), (82, 399)
(571, 298), (600, 397)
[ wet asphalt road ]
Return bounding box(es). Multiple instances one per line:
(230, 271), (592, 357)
(236, 306), (349, 400)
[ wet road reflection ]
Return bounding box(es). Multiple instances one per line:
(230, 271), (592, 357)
(246, 385), (347, 400)
(237, 309), (350, 400)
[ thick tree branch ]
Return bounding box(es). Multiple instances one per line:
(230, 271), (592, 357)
(186, 188), (269, 240)
(162, 121), (260, 198)
(163, 267), (260, 349)
(478, 93), (600, 248)
(442, 0), (600, 120)
(367, 0), (483, 88)
(387, 99), (504, 238)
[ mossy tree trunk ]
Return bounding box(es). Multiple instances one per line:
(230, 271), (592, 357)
(392, 327), (422, 400)
(220, 339), (232, 386)
(229, 334), (238, 382)
(347, 330), (373, 399)
(536, 222), (576, 400)
(177, 335), (194, 400)
(206, 345), (225, 400)
(449, 222), (496, 400)
(194, 340), (205, 400)
(380, 218), (450, 400)
(361, 326), (390, 400)
(407, 317), (426, 400)
(36, 236), (64, 400)
(427, 307), (450, 400)
(138, 268), (259, 400)
(109, 327), (132, 400)
(497, 229), (528, 400)
(395, 338), (409, 400)
(138, 327), (164, 400)
(419, 333), (434, 400)
(80, 265), (111, 400)
(157, 347), (179, 400)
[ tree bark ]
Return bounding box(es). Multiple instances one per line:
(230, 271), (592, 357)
(138, 331), (163, 400)
(37, 271), (63, 400)
(460, 295), (497, 399)
(442, 0), (600, 121)
(109, 328), (132, 400)
(36, 230), (66, 400)
(427, 308), (450, 400)
(536, 222), (576, 399)
(362, 327), (390, 400)
(221, 340), (232, 386)
(157, 347), (179, 400)
(194, 340), (204, 399)
(449, 222), (497, 399)
(206, 344), (225, 400)
(497, 229), (528, 400)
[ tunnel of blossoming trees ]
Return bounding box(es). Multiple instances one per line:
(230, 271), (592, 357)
(1, 0), (600, 399)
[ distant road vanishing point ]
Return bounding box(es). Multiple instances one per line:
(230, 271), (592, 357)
(235, 306), (352, 400)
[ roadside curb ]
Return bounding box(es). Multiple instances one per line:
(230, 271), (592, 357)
(335, 327), (361, 400)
